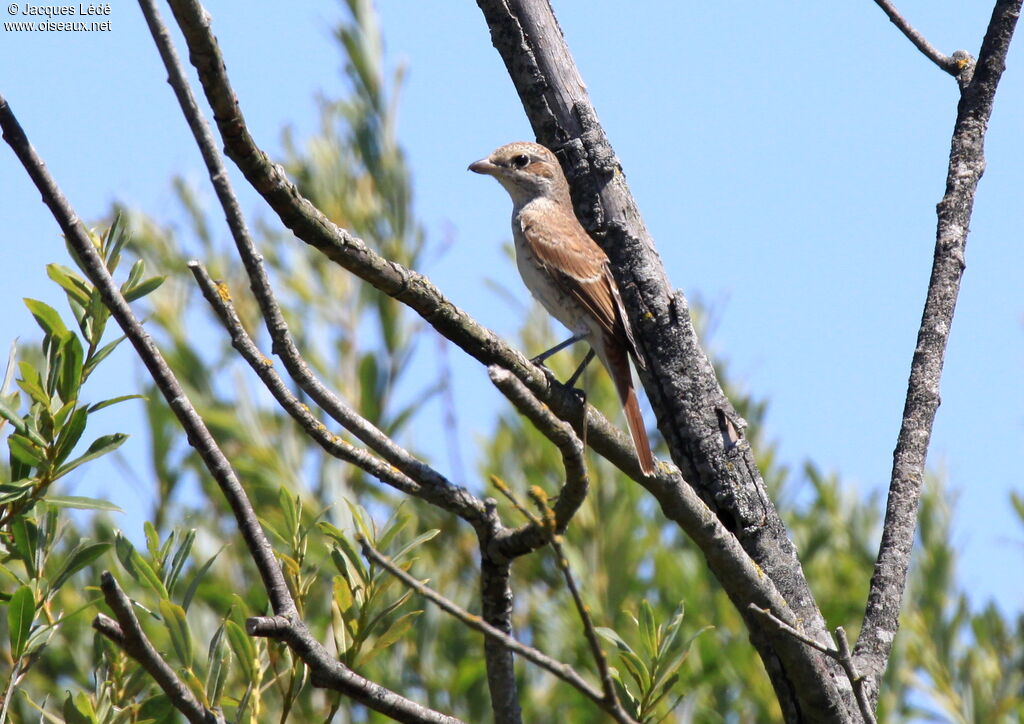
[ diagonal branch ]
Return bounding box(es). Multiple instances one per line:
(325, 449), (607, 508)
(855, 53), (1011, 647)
(854, 0), (1022, 705)
(188, 261), (488, 525)
(0, 91), (462, 724)
(474, 1), (853, 719)
(750, 606), (876, 724)
(158, 1), (788, 643)
(872, 0), (967, 75)
(494, 483), (623, 719)
(487, 366), (589, 556)
(359, 539), (640, 724)
(94, 572), (224, 724)
(138, 0), (485, 529)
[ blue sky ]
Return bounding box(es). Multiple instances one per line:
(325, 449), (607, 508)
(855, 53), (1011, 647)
(2, 0), (1021, 618)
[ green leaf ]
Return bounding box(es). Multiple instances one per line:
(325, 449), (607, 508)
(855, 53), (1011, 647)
(279, 487), (299, 541)
(8, 433), (44, 467)
(10, 516), (37, 577)
(82, 334), (126, 380)
(639, 600), (658, 659)
(49, 542), (111, 593)
(333, 574), (354, 615)
(16, 373), (49, 407)
(596, 626), (636, 655)
(0, 480), (34, 505)
(57, 332), (84, 403)
(115, 533), (169, 599)
(159, 598), (193, 666)
(56, 432), (128, 479)
(166, 528), (196, 591)
(123, 258), (145, 292)
(356, 610), (420, 667)
(390, 528), (440, 564)
(87, 394), (145, 413)
(24, 298), (68, 337)
(46, 264), (92, 307)
(0, 394), (28, 434)
(8, 585), (35, 659)
(225, 620), (255, 681)
(53, 406), (88, 466)
(105, 215), (129, 273)
(205, 621), (230, 705)
(331, 592), (352, 656)
(182, 545), (225, 612)
(44, 495), (123, 513)
(62, 691), (98, 724)
(335, 533), (369, 586)
(124, 276), (166, 302)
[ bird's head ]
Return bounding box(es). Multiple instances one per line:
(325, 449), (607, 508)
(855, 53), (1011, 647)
(469, 141), (571, 208)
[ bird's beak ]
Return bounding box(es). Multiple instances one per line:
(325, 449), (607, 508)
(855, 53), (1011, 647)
(468, 158), (496, 175)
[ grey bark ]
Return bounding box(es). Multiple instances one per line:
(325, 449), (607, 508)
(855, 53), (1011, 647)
(473, 0), (856, 720)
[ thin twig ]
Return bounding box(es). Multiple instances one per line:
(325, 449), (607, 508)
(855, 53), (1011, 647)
(477, 501), (524, 724)
(359, 539), (640, 724)
(161, 0), (833, 715)
(854, 0), (1022, 707)
(474, 1), (857, 716)
(187, 262), (486, 523)
(749, 606), (877, 724)
(94, 573), (224, 724)
(872, 0), (966, 74)
(836, 628), (877, 724)
(487, 366), (590, 556)
(494, 483), (626, 721)
(0, 90), (462, 724)
(138, 0), (487, 528)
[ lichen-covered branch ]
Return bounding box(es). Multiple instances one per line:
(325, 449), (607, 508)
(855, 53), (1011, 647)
(473, 0), (852, 719)
(0, 90), (462, 724)
(94, 573), (224, 724)
(854, 0), (1022, 705)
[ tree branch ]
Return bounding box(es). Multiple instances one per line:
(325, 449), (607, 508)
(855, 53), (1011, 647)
(94, 573), (223, 724)
(872, 0), (967, 74)
(477, 502), (524, 724)
(158, 5), (796, 670)
(359, 539), (640, 724)
(473, 1), (853, 719)
(0, 90), (461, 724)
(487, 366), (589, 557)
(854, 0), (1022, 705)
(187, 261), (488, 525)
(750, 606), (876, 724)
(138, 0), (486, 530)
(494, 484), (623, 718)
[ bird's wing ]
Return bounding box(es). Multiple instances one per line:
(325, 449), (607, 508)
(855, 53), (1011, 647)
(520, 210), (621, 339)
(520, 209), (644, 368)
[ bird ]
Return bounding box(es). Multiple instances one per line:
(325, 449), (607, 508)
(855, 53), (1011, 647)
(469, 141), (655, 475)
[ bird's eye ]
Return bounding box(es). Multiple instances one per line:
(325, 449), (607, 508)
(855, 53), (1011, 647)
(511, 154), (530, 169)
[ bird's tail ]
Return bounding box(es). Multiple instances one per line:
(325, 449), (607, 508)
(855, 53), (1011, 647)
(600, 338), (655, 476)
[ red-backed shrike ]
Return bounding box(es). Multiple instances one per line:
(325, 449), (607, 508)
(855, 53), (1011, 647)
(470, 141), (655, 475)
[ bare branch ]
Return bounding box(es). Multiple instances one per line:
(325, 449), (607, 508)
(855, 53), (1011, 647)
(477, 501), (523, 724)
(750, 606), (877, 724)
(187, 262), (488, 524)
(93, 573), (223, 724)
(0, 91), (462, 724)
(872, 0), (967, 74)
(854, 0), (1023, 704)
(474, 1), (853, 717)
(487, 366), (589, 556)
(359, 539), (639, 724)
(138, 0), (489, 530)
(495, 483), (625, 720)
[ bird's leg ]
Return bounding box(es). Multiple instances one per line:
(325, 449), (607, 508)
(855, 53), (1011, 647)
(565, 348), (596, 388)
(531, 333), (586, 366)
